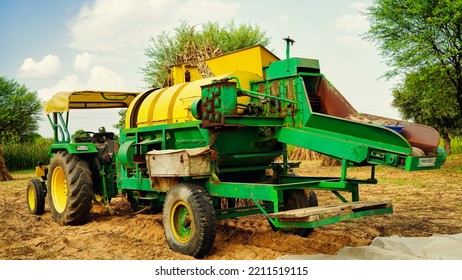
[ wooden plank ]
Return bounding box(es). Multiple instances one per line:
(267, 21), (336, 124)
(268, 200), (392, 220)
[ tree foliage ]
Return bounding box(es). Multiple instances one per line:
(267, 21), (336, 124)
(365, 0), (462, 153)
(71, 129), (85, 140)
(392, 65), (460, 153)
(113, 109), (127, 131)
(142, 21), (271, 88)
(0, 76), (42, 143)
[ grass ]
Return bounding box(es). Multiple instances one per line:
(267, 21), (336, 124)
(11, 169), (36, 175)
(449, 137), (462, 154)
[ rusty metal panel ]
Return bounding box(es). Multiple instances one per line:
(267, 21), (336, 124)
(317, 77), (357, 118)
(150, 177), (179, 192)
(146, 147), (212, 177)
(347, 113), (440, 154)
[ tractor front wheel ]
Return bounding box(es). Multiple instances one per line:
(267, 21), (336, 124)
(163, 183), (216, 258)
(47, 151), (93, 225)
(27, 178), (45, 215)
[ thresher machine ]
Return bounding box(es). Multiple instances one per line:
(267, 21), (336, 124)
(26, 40), (446, 258)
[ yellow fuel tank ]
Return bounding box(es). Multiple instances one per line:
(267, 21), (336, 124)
(126, 71), (263, 128)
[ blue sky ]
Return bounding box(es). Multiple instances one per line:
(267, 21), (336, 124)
(1, 0), (400, 137)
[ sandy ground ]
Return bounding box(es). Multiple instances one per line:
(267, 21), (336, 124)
(1, 156), (462, 260)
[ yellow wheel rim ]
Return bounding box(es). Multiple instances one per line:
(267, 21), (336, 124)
(28, 185), (36, 211)
(170, 201), (194, 243)
(51, 166), (67, 213)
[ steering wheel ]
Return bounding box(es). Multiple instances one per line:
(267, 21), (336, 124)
(74, 131), (95, 143)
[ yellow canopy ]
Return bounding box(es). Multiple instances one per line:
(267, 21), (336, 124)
(43, 91), (140, 114)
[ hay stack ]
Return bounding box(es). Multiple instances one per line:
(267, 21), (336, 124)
(320, 156), (341, 166)
(290, 147), (323, 160)
(289, 147), (340, 166)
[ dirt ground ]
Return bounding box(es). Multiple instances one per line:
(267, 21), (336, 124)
(1, 156), (462, 260)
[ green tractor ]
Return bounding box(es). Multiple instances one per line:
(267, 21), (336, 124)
(26, 91), (138, 225)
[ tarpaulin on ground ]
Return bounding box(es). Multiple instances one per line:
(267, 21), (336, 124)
(278, 233), (462, 260)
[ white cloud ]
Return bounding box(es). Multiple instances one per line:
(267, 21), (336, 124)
(351, 2), (368, 11)
(18, 55), (61, 79)
(37, 66), (127, 137)
(334, 13), (369, 33)
(37, 66), (125, 102)
(37, 75), (81, 101)
(335, 36), (372, 50)
(68, 0), (240, 54)
(74, 52), (96, 71)
(332, 2), (370, 49)
(279, 14), (289, 22)
(86, 66), (125, 90)
(334, 2), (369, 33)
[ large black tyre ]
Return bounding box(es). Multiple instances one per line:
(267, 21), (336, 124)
(270, 190), (318, 237)
(26, 178), (45, 215)
(47, 151), (93, 225)
(162, 183), (216, 258)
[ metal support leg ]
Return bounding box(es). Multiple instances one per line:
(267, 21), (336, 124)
(351, 184), (359, 202)
(341, 158), (348, 181)
(370, 165), (376, 180)
(161, 129), (166, 150)
(282, 143), (288, 176)
(332, 190), (348, 203)
(100, 166), (108, 205)
(253, 197), (276, 226)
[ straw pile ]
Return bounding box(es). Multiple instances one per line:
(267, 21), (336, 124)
(289, 147), (341, 166)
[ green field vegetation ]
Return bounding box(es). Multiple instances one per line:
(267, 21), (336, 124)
(449, 137), (462, 155)
(1, 138), (53, 171)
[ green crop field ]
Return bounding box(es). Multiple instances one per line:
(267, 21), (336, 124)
(1, 138), (53, 171)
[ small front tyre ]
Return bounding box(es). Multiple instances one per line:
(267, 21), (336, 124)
(163, 183), (216, 258)
(27, 178), (45, 215)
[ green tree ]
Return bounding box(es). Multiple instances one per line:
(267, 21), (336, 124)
(392, 65), (461, 154)
(0, 76), (42, 180)
(142, 21), (271, 88)
(113, 109), (127, 131)
(365, 0), (462, 153)
(0, 76), (42, 143)
(71, 129), (85, 141)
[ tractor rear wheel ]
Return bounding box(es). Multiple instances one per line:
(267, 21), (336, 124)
(271, 190), (318, 237)
(47, 151), (93, 225)
(162, 183), (216, 258)
(27, 178), (45, 215)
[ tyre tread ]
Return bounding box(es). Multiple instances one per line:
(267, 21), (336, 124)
(47, 151), (93, 225)
(163, 183), (216, 258)
(27, 178), (45, 215)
